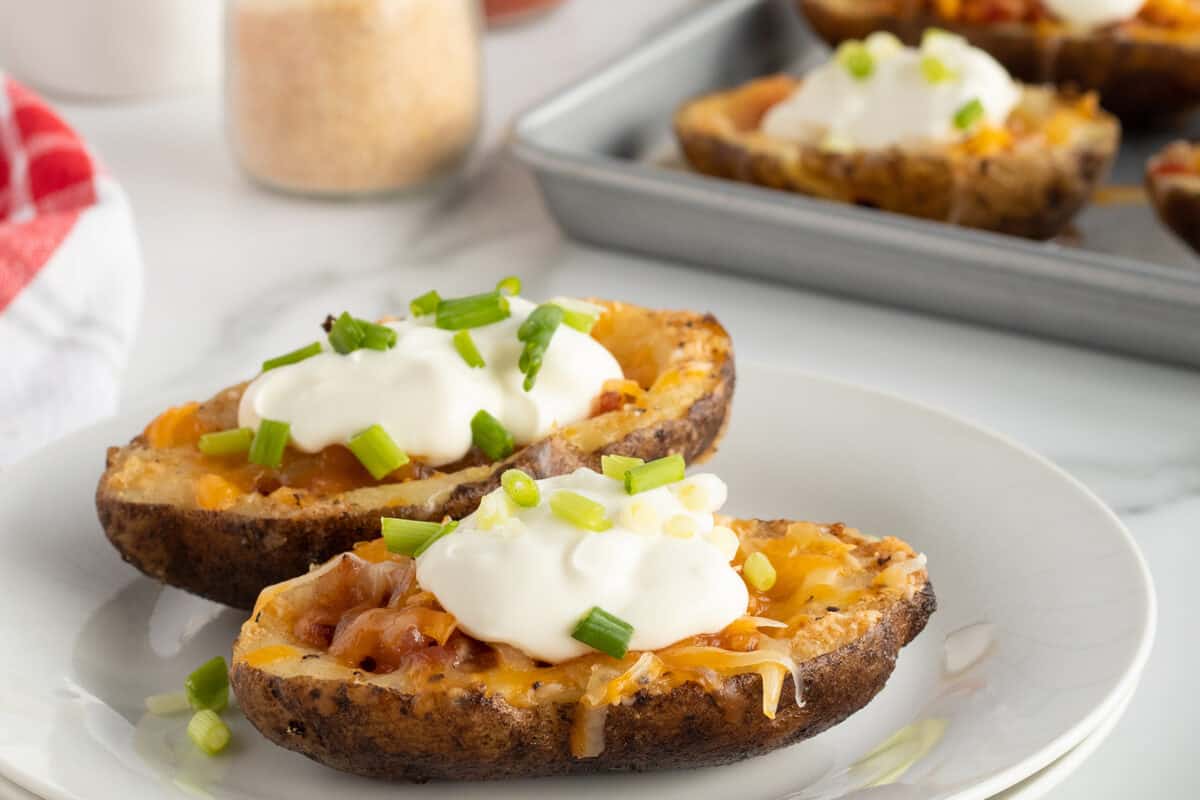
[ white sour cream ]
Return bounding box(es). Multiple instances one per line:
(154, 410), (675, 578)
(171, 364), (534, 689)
(761, 32), (1020, 150)
(416, 468), (749, 663)
(1043, 0), (1143, 28)
(238, 298), (624, 467)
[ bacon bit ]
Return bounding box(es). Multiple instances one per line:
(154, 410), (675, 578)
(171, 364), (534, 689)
(589, 390), (625, 417)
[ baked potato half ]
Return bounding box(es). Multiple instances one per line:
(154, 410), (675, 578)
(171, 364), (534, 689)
(674, 74), (1119, 239)
(231, 519), (935, 781)
(798, 0), (1200, 120)
(97, 301), (734, 609)
(1147, 140), (1200, 254)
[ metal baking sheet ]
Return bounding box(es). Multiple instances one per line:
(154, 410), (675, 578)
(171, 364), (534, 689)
(512, 0), (1200, 369)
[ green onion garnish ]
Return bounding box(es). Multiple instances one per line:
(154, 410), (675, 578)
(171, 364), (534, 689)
(624, 453), (686, 495)
(743, 552), (778, 591)
(920, 54), (955, 84)
(248, 419), (290, 469)
(185, 656), (229, 712)
(559, 308), (597, 333)
(347, 424), (409, 480)
(197, 428), (254, 457)
(187, 709), (232, 756)
(550, 490), (612, 532)
(410, 290), (441, 317)
(381, 517), (443, 556)
(501, 468), (540, 507)
(436, 291), (511, 330)
(413, 520), (458, 558)
(496, 275), (521, 296)
(471, 410), (514, 461)
(953, 98), (984, 131)
(836, 41), (874, 81)
(328, 311), (366, 354)
(262, 341), (322, 372)
(571, 606), (634, 659)
(601, 454), (645, 481)
(359, 320), (397, 351)
(517, 303), (564, 391)
(145, 691), (190, 716)
(453, 329), (485, 368)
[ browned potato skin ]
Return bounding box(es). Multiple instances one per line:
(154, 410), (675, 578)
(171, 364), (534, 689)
(230, 522), (936, 781)
(799, 0), (1200, 121)
(97, 304), (735, 610)
(674, 75), (1119, 240)
(1146, 141), (1200, 255)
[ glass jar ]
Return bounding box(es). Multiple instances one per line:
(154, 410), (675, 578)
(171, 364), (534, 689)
(226, 0), (482, 198)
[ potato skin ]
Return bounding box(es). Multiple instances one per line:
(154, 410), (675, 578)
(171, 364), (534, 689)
(799, 0), (1200, 121)
(231, 583), (935, 781)
(97, 305), (735, 610)
(1146, 143), (1200, 255)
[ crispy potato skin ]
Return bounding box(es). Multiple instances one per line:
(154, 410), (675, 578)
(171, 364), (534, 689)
(1146, 143), (1200, 255)
(97, 304), (735, 610)
(799, 0), (1200, 121)
(674, 75), (1119, 240)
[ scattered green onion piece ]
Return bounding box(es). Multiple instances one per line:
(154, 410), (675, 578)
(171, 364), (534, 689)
(453, 329), (486, 368)
(517, 303), (564, 391)
(381, 517), (442, 556)
(185, 656), (229, 712)
(347, 424), (409, 479)
(953, 98), (985, 131)
(197, 428), (254, 457)
(920, 54), (955, 84)
(601, 454), (645, 481)
(262, 341), (322, 372)
(501, 468), (540, 507)
(571, 607), (634, 659)
(145, 691), (190, 716)
(624, 453), (686, 495)
(836, 41), (875, 81)
(413, 520), (459, 558)
(187, 710), (232, 756)
(743, 552), (778, 592)
(436, 291), (511, 330)
(410, 290), (441, 317)
(359, 320), (397, 351)
(550, 490), (612, 532)
(328, 311), (366, 354)
(471, 410), (515, 461)
(248, 419), (290, 469)
(496, 275), (521, 296)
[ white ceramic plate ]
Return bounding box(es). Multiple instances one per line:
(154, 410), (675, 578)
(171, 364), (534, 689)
(0, 364), (1154, 800)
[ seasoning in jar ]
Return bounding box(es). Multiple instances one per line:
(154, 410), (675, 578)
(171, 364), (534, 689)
(227, 0), (482, 197)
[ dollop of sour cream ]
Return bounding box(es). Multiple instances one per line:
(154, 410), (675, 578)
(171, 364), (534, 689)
(416, 468), (749, 663)
(238, 298), (624, 467)
(1042, 0), (1143, 28)
(761, 31), (1020, 150)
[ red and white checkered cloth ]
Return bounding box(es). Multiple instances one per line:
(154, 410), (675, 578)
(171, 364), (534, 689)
(0, 75), (142, 464)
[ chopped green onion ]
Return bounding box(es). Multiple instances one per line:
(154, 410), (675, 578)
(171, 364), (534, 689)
(187, 709), (231, 756)
(953, 98), (985, 131)
(836, 41), (875, 80)
(550, 490), (612, 532)
(436, 291), (511, 330)
(453, 329), (486, 368)
(347, 424), (409, 479)
(471, 410), (515, 461)
(624, 453), (686, 495)
(517, 303), (564, 391)
(248, 419), (290, 468)
(145, 691), (190, 716)
(920, 54), (955, 84)
(359, 320), (397, 351)
(501, 468), (540, 507)
(496, 275), (521, 296)
(743, 552), (778, 591)
(413, 520), (458, 558)
(328, 311), (366, 354)
(601, 454), (645, 481)
(559, 308), (597, 333)
(410, 290), (441, 317)
(381, 517), (442, 556)
(262, 341), (322, 372)
(571, 607), (634, 659)
(197, 428), (254, 457)
(185, 656), (229, 712)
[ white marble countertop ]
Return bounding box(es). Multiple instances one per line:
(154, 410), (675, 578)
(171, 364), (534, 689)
(19, 1), (1197, 797)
